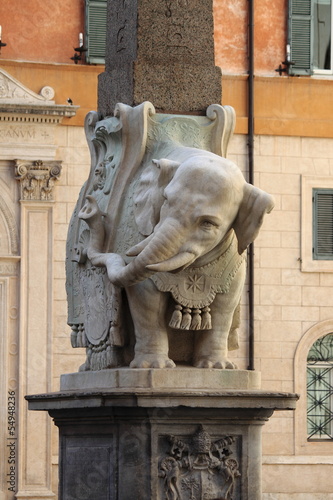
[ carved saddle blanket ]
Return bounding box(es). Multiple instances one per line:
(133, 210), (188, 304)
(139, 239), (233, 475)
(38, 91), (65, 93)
(151, 231), (245, 330)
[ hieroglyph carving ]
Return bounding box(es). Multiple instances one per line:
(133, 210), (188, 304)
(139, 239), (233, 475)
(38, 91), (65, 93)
(15, 160), (62, 201)
(158, 425), (240, 500)
(66, 102), (274, 371)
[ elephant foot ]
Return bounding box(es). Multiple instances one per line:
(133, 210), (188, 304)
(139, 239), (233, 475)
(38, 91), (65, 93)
(194, 356), (238, 370)
(130, 354), (176, 369)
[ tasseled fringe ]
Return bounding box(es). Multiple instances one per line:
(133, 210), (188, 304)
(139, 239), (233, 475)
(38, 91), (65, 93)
(71, 324), (88, 347)
(190, 309), (202, 330)
(169, 304), (212, 330)
(90, 343), (109, 371)
(88, 343), (123, 371)
(180, 308), (192, 329)
(106, 344), (112, 366)
(201, 306), (212, 330)
(169, 305), (183, 329)
(78, 324), (88, 347)
(70, 325), (78, 347)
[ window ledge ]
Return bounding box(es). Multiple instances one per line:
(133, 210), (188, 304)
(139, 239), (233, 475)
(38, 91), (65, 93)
(263, 455), (333, 465)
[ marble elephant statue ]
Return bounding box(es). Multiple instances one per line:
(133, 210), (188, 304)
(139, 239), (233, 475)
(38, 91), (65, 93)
(79, 147), (274, 369)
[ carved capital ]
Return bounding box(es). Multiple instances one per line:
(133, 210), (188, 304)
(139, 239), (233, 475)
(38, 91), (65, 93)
(15, 159), (62, 201)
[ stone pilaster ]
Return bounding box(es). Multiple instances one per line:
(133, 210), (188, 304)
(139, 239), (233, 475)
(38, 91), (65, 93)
(15, 167), (59, 500)
(0, 257), (19, 500)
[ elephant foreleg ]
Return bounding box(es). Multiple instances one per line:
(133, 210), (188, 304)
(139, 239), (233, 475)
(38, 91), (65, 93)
(126, 279), (175, 368)
(193, 264), (246, 369)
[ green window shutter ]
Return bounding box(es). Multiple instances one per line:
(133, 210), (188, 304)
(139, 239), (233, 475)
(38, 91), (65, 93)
(313, 189), (333, 260)
(288, 0), (313, 75)
(86, 0), (107, 64)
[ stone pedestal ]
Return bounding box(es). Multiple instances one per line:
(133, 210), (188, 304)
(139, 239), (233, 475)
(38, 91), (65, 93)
(27, 369), (298, 500)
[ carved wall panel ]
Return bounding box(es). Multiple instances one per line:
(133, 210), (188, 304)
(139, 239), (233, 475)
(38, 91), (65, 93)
(158, 425), (241, 500)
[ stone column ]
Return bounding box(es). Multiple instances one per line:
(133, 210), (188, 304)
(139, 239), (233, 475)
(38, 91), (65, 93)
(98, 0), (222, 116)
(15, 161), (61, 500)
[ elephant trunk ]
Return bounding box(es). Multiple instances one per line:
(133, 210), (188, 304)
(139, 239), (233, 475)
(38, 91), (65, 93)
(78, 196), (108, 267)
(79, 196), (192, 288)
(105, 218), (189, 287)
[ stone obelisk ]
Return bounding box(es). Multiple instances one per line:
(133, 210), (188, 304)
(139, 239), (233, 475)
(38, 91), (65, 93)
(98, 0), (222, 116)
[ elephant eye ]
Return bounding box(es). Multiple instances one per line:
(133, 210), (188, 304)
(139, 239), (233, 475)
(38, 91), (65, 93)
(201, 219), (218, 229)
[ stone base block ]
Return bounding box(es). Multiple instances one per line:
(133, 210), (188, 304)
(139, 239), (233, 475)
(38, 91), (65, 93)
(60, 367), (261, 391)
(27, 373), (298, 500)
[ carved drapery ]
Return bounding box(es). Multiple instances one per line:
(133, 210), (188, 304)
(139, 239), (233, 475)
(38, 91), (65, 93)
(15, 160), (62, 201)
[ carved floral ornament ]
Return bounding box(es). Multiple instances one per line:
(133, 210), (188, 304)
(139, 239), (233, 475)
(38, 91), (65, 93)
(15, 160), (62, 201)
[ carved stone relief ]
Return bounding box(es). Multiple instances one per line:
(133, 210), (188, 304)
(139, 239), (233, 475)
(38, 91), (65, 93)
(158, 425), (241, 500)
(15, 159), (62, 201)
(0, 68), (78, 120)
(0, 68), (55, 105)
(66, 101), (274, 372)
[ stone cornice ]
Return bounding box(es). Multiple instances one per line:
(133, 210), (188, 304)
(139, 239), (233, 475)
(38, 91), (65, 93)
(0, 102), (79, 118)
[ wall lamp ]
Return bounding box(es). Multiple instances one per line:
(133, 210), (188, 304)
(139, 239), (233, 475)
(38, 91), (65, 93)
(70, 33), (87, 64)
(0, 25), (7, 53)
(275, 44), (295, 75)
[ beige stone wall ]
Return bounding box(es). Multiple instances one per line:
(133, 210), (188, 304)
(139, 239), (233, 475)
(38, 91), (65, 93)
(50, 126), (90, 494)
(228, 134), (333, 498)
(2, 119), (333, 498)
(0, 113), (90, 499)
(52, 125), (89, 389)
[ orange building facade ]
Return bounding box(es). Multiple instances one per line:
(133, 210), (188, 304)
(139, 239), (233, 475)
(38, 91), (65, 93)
(0, 1), (333, 499)
(0, 0), (331, 136)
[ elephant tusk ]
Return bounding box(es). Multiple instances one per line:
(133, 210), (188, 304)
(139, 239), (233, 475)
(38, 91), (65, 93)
(146, 251), (196, 272)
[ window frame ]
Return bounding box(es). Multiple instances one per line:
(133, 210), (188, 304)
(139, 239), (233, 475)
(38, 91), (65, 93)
(289, 0), (333, 76)
(294, 320), (333, 455)
(307, 334), (333, 440)
(301, 176), (333, 272)
(85, 0), (107, 65)
(312, 188), (333, 261)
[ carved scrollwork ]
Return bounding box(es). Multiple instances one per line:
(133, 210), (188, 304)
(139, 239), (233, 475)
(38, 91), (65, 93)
(39, 86), (55, 100)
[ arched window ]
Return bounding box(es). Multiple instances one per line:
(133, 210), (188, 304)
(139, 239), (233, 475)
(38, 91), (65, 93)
(307, 333), (333, 440)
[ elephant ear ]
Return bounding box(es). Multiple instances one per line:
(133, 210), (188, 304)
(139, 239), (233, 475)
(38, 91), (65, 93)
(233, 183), (274, 254)
(134, 159), (180, 236)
